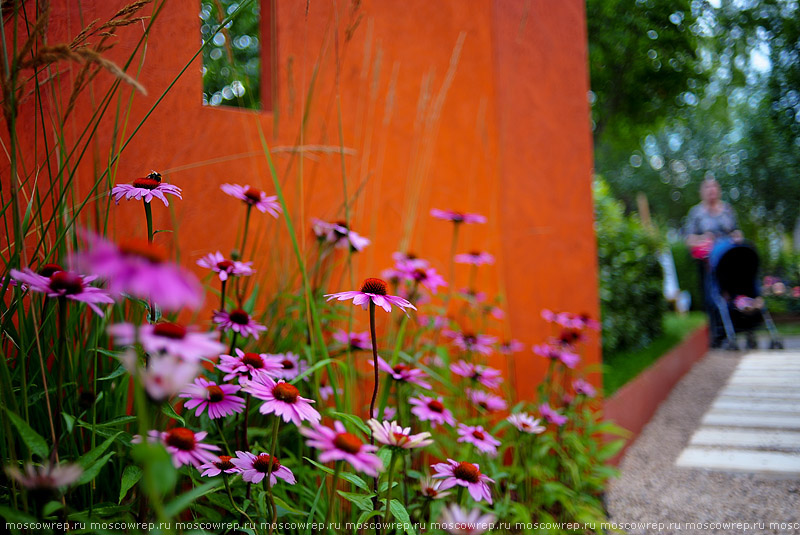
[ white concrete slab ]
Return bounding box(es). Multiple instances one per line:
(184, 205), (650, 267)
(676, 447), (800, 474)
(689, 428), (800, 451)
(720, 388), (800, 400)
(702, 411), (800, 430)
(712, 398), (800, 413)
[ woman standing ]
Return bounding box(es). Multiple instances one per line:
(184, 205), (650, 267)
(685, 178), (743, 347)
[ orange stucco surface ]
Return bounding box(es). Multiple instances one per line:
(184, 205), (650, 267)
(6, 0), (600, 399)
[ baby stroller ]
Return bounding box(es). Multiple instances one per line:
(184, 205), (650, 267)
(708, 238), (783, 350)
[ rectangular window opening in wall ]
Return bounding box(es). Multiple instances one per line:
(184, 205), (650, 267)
(200, 0), (274, 111)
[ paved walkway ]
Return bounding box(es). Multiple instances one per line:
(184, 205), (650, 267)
(606, 344), (800, 534)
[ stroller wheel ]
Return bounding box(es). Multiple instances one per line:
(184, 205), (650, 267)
(746, 333), (757, 350)
(775, 340), (784, 350)
(723, 339), (739, 351)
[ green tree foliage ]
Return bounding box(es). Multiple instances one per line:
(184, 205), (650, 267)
(594, 178), (666, 355)
(590, 0), (800, 236)
(200, 0), (261, 109)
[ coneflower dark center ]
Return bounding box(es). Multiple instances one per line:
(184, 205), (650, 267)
(38, 263), (63, 277)
(427, 400), (445, 413)
(119, 239), (166, 264)
(272, 383), (299, 403)
(243, 187), (262, 204)
(242, 353), (264, 368)
(217, 260), (234, 271)
(165, 427), (196, 451)
(392, 364), (410, 375)
(206, 385), (225, 402)
(228, 308), (250, 325)
(281, 359), (295, 370)
(472, 430), (485, 440)
(153, 322), (187, 340)
(253, 454), (281, 473)
(49, 272), (84, 295)
(453, 461), (480, 483)
(333, 432), (363, 454)
(214, 455), (234, 470)
(360, 278), (388, 296)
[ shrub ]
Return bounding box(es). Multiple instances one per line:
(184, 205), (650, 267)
(595, 178), (666, 355)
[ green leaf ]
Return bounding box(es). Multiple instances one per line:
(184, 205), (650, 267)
(337, 490), (374, 512)
(161, 402), (185, 426)
(330, 411), (370, 435)
(389, 499), (416, 534)
(118, 465), (143, 504)
(355, 509), (382, 525)
(164, 479), (223, 517)
(77, 432), (121, 470)
(273, 495), (307, 516)
(5, 408), (49, 458)
(304, 458), (369, 491)
(77, 452), (115, 485)
(98, 365), (128, 381)
(0, 505), (38, 523)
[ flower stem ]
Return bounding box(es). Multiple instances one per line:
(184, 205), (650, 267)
(382, 450), (398, 525)
(368, 301), (379, 429)
(265, 418), (280, 535)
(53, 297), (67, 458)
(143, 200), (156, 322)
(223, 474), (256, 528)
(220, 279), (227, 312)
(322, 461), (341, 535)
(445, 223), (461, 304)
(240, 204), (253, 258)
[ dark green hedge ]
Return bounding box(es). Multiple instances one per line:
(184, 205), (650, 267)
(595, 179), (666, 356)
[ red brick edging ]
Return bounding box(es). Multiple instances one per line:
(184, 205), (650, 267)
(603, 324), (709, 465)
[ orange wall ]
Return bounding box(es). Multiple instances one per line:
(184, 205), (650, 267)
(6, 0), (600, 398)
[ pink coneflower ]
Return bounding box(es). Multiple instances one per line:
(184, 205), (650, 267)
(533, 343), (580, 369)
(458, 288), (488, 303)
(4, 462), (82, 490)
(488, 306), (505, 320)
(196, 251), (254, 281)
(108, 322), (225, 362)
(450, 361), (503, 389)
(332, 330), (372, 351)
(398, 264), (448, 294)
(71, 231), (203, 311)
(371, 406), (397, 420)
(467, 389), (507, 412)
(111, 171), (182, 206)
(300, 421), (383, 477)
(241, 374), (320, 426)
(541, 309), (599, 331)
(272, 352), (308, 381)
(446, 331), (497, 356)
(10, 268), (114, 316)
(311, 218), (370, 252)
(573, 378), (597, 398)
(120, 350), (199, 402)
(439, 504), (497, 535)
(457, 424), (501, 456)
(420, 478), (451, 500)
(539, 404), (568, 426)
(555, 328), (585, 348)
(221, 183), (281, 217)
(372, 357), (432, 389)
(409, 395), (456, 428)
(179, 377), (245, 419)
(230, 451), (296, 486)
(430, 209), (486, 225)
(217, 348), (283, 381)
(199, 455), (239, 477)
(392, 252), (430, 270)
(454, 251), (495, 266)
(507, 413), (545, 434)
(213, 308), (267, 339)
(367, 419), (433, 450)
(137, 428), (220, 468)
(431, 459), (494, 504)
(324, 278), (416, 316)
(497, 339), (525, 355)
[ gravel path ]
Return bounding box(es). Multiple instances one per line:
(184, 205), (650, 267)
(606, 348), (800, 535)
